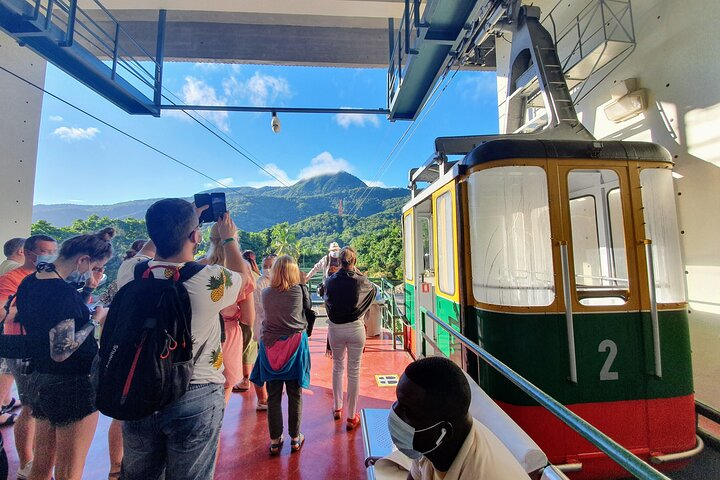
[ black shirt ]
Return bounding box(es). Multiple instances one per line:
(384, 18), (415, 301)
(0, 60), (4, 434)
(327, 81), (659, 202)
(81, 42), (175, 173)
(324, 269), (376, 325)
(16, 274), (98, 375)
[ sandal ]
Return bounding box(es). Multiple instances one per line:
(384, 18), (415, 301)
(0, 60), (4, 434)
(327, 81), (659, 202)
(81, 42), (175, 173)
(0, 412), (17, 427)
(108, 472), (121, 479)
(290, 433), (305, 453)
(333, 408), (342, 420)
(346, 413), (361, 431)
(269, 436), (284, 455)
(233, 378), (250, 392)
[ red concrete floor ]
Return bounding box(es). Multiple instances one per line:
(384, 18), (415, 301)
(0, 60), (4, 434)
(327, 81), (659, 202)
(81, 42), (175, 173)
(0, 327), (412, 479)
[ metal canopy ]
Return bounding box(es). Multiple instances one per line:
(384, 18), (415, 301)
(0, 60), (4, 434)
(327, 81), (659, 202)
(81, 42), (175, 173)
(387, 0), (489, 121)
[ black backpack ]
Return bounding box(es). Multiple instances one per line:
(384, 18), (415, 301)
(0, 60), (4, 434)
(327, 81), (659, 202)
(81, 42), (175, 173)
(96, 260), (205, 421)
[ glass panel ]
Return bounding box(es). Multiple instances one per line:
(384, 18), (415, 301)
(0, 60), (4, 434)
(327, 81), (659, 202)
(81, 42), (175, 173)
(568, 170), (629, 306)
(436, 191), (455, 295)
(404, 213), (413, 281)
(468, 166), (554, 306)
(570, 195), (601, 286)
(640, 169), (686, 303)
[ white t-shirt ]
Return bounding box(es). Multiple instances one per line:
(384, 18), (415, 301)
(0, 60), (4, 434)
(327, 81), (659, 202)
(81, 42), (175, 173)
(0, 259), (21, 275)
(116, 256), (242, 385)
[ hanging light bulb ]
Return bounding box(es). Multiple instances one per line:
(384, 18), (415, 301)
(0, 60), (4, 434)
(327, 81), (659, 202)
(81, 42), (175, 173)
(271, 111), (281, 133)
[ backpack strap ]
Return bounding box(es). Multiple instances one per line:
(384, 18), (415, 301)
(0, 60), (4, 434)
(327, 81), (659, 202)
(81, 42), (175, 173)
(178, 262), (204, 283)
(133, 260), (151, 280)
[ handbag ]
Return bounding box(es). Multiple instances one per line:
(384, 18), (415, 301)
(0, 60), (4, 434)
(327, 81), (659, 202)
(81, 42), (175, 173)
(0, 295), (30, 359)
(301, 284), (317, 337)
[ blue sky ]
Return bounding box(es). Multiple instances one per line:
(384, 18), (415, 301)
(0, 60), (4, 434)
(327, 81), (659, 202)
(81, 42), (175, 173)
(34, 63), (499, 205)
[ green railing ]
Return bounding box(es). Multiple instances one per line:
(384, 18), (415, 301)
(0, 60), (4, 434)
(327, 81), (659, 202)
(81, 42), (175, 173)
(419, 307), (678, 480)
(307, 275), (407, 347)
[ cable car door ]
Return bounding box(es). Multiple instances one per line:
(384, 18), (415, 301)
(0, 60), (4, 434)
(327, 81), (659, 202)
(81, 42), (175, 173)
(556, 163), (649, 450)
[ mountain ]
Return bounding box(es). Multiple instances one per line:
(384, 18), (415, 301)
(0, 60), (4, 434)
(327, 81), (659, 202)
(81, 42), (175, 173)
(32, 172), (409, 231)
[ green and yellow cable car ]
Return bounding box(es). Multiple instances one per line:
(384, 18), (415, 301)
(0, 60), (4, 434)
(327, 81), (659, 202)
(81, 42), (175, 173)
(402, 137), (697, 478)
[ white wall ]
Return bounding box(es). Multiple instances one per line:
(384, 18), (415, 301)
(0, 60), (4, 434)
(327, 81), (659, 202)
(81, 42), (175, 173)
(0, 31), (46, 241)
(496, 0), (720, 407)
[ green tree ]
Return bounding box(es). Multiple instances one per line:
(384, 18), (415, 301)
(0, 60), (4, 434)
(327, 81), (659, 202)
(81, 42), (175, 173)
(269, 222), (300, 258)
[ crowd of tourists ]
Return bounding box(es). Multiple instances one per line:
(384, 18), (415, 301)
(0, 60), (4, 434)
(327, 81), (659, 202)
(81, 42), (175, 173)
(0, 198), (377, 480)
(0, 197), (529, 480)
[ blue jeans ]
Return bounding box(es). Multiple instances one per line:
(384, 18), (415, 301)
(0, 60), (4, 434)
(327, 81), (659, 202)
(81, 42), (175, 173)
(121, 383), (225, 480)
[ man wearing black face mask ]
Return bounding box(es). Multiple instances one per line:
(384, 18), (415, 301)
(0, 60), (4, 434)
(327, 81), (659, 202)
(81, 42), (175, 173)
(388, 357), (528, 480)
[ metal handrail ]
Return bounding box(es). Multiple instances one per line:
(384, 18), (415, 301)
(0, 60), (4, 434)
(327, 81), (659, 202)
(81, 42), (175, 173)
(420, 308), (673, 480)
(697, 400), (720, 425)
(24, 0), (161, 99)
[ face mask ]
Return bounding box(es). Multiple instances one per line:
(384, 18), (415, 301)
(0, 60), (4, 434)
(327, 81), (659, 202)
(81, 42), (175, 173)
(66, 264), (93, 288)
(387, 408), (447, 460)
(35, 253), (58, 265)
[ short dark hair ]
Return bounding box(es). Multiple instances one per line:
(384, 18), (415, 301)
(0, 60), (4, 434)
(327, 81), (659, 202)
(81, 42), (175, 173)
(59, 228), (115, 262)
(404, 357), (471, 420)
(24, 234), (56, 253)
(145, 199), (196, 258)
(3, 238), (25, 257)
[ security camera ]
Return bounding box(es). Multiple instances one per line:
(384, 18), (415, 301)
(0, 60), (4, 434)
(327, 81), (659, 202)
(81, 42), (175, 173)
(271, 112), (281, 133)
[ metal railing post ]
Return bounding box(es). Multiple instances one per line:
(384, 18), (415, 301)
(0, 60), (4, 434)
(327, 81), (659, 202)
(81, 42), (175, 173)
(111, 23), (120, 80)
(153, 9), (167, 109)
(560, 243), (578, 383)
(644, 240), (662, 378)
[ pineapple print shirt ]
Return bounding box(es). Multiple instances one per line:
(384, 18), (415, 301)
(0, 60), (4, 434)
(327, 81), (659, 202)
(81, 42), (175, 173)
(117, 256), (243, 385)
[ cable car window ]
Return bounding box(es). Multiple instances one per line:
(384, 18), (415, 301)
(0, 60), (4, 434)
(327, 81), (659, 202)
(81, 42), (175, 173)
(421, 217), (433, 273)
(639, 169), (686, 303)
(568, 170), (629, 306)
(436, 191), (455, 295)
(468, 166), (554, 306)
(404, 213), (413, 282)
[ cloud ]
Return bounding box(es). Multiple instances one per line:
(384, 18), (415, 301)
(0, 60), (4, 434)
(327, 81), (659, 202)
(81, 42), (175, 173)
(363, 180), (387, 188)
(334, 111), (381, 129)
(298, 152), (353, 179)
(203, 177), (236, 189)
(248, 152), (353, 187)
(458, 72), (498, 103)
(165, 76), (230, 132)
(223, 72), (291, 106)
(48, 115), (64, 122)
(52, 126), (100, 141)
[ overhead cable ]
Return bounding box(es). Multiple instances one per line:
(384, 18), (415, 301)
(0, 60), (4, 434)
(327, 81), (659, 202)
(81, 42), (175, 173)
(0, 64), (290, 190)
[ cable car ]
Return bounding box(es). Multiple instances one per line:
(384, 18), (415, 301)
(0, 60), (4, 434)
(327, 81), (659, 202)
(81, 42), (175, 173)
(402, 137), (697, 478)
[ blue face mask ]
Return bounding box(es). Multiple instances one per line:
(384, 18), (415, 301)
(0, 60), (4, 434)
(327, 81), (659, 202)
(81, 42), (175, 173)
(387, 408), (447, 460)
(66, 265), (93, 288)
(35, 253), (58, 265)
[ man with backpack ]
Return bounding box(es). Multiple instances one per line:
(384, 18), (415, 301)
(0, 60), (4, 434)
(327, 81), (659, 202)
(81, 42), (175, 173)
(105, 199), (249, 480)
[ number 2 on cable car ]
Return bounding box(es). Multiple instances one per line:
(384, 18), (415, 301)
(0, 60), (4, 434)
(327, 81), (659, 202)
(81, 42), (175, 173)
(599, 339), (619, 381)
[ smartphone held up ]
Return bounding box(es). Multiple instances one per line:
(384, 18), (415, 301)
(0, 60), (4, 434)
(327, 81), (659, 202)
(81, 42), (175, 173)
(194, 192), (227, 223)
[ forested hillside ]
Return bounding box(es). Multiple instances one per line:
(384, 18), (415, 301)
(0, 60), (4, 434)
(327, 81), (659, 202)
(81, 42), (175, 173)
(30, 172), (408, 284)
(33, 171), (408, 231)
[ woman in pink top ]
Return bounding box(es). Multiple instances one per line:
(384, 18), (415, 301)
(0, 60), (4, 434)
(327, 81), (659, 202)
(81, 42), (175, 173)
(200, 224), (256, 404)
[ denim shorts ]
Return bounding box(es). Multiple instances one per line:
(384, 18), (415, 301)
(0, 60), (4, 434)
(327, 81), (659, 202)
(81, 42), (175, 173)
(28, 372), (97, 427)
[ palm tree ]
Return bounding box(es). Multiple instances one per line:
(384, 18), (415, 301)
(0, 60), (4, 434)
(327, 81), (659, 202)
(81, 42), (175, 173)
(270, 222), (300, 258)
